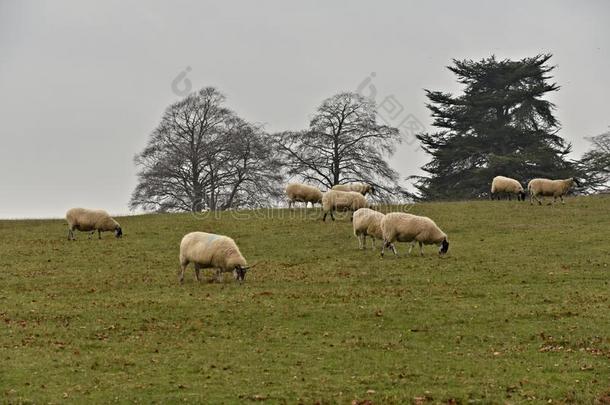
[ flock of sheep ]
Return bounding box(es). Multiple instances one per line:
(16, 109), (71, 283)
(65, 175), (579, 283)
(491, 175), (580, 204)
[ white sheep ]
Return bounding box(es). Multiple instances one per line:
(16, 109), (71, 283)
(322, 189), (368, 221)
(490, 176), (526, 201)
(380, 212), (449, 257)
(179, 231), (250, 283)
(331, 182), (374, 196)
(528, 177), (580, 205)
(352, 208), (394, 250)
(285, 183), (323, 208)
(65, 208), (122, 240)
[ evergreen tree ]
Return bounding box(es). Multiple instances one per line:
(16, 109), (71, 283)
(414, 54), (575, 200)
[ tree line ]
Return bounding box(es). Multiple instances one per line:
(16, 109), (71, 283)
(130, 54), (609, 212)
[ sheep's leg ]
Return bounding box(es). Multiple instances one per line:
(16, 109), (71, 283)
(179, 262), (188, 284)
(67, 228), (73, 240)
(330, 210), (335, 221)
(383, 241), (397, 257)
(560, 195), (565, 204)
(532, 194), (542, 205)
(98, 230), (102, 239)
(358, 234), (364, 250)
(322, 212), (327, 221)
(419, 241), (424, 256)
(530, 192), (542, 205)
(370, 237), (375, 249)
(215, 269), (222, 283)
(508, 193), (512, 201)
(194, 263), (202, 282)
(408, 241), (416, 255)
(88, 231), (95, 240)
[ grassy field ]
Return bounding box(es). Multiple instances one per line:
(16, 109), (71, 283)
(1, 196), (609, 404)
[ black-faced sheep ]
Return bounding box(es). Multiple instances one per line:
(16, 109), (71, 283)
(332, 182), (374, 196)
(285, 183), (323, 208)
(527, 177), (580, 205)
(380, 212), (449, 257)
(322, 190), (368, 222)
(179, 232), (250, 283)
(65, 208), (122, 240)
(353, 208), (386, 249)
(491, 176), (526, 201)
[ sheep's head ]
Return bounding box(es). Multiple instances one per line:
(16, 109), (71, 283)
(233, 265), (248, 283)
(368, 185), (375, 195)
(115, 226), (123, 238)
(439, 239), (449, 256)
(572, 177), (581, 187)
(518, 190), (526, 201)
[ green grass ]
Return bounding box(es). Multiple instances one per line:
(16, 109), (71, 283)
(1, 196), (609, 404)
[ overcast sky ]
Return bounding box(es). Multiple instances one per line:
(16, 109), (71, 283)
(1, 0), (608, 218)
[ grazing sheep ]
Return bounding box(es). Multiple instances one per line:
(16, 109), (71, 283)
(179, 231), (250, 283)
(322, 190), (368, 222)
(490, 176), (526, 201)
(285, 183), (323, 208)
(380, 212), (449, 257)
(353, 208), (394, 250)
(332, 182), (374, 196)
(66, 208), (122, 240)
(528, 177), (580, 205)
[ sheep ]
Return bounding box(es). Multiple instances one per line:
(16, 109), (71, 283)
(179, 231), (250, 283)
(380, 212), (449, 257)
(285, 183), (323, 209)
(331, 182), (374, 196)
(322, 189), (368, 222)
(490, 176), (526, 201)
(353, 208), (394, 250)
(66, 208), (122, 240)
(528, 177), (580, 205)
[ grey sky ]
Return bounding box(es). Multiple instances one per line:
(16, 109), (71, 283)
(1, 0), (608, 218)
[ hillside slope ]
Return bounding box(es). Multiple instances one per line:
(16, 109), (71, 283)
(1, 196), (609, 403)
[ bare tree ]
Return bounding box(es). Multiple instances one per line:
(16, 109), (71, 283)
(274, 92), (405, 199)
(579, 129), (610, 193)
(130, 87), (283, 212)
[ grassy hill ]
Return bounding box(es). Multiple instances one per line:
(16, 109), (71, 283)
(1, 196), (609, 403)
